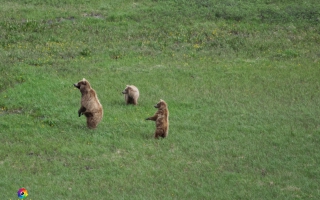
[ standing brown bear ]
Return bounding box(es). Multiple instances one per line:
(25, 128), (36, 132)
(74, 78), (103, 129)
(122, 85), (139, 105)
(146, 99), (169, 138)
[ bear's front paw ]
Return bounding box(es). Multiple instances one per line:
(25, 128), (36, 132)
(146, 118), (150, 120)
(78, 112), (82, 117)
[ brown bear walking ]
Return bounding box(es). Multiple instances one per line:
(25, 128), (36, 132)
(74, 78), (103, 129)
(146, 99), (169, 138)
(122, 85), (139, 105)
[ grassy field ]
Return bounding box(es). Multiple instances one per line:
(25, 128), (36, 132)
(1, 0), (320, 199)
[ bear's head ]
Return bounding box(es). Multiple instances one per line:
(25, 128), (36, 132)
(122, 85), (129, 94)
(154, 99), (167, 109)
(122, 85), (131, 94)
(74, 78), (91, 93)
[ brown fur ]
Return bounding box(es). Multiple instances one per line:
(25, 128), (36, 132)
(74, 78), (103, 129)
(122, 85), (139, 105)
(146, 99), (169, 139)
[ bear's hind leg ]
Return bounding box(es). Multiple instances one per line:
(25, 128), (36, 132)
(133, 98), (138, 105)
(86, 114), (97, 129)
(128, 97), (134, 104)
(154, 131), (159, 139)
(154, 128), (165, 139)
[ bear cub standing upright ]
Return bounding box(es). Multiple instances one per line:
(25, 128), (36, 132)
(146, 99), (169, 138)
(122, 85), (139, 105)
(74, 78), (103, 129)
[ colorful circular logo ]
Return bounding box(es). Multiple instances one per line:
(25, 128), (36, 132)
(17, 188), (28, 199)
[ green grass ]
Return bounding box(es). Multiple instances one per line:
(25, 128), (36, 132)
(1, 0), (320, 199)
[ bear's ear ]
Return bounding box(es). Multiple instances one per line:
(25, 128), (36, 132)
(160, 99), (163, 102)
(82, 78), (87, 85)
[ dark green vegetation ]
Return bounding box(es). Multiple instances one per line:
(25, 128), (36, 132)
(1, 0), (319, 199)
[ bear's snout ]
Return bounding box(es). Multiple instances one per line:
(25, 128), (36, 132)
(74, 83), (80, 89)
